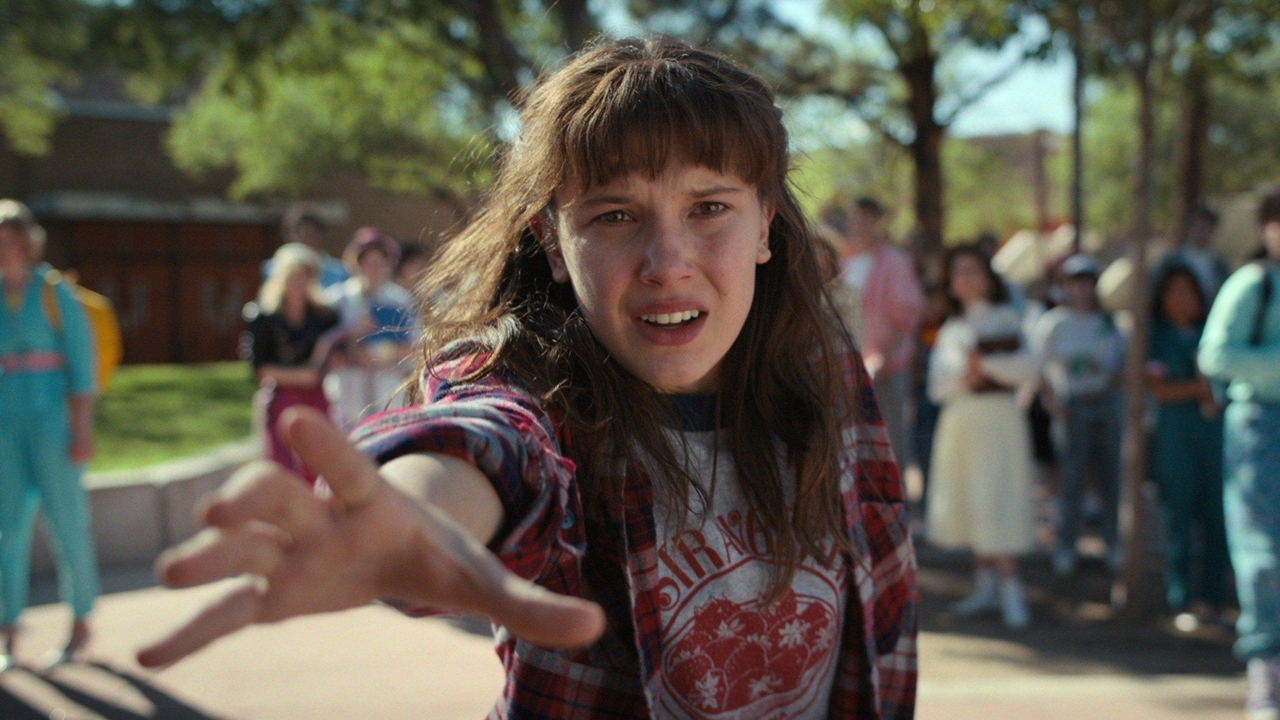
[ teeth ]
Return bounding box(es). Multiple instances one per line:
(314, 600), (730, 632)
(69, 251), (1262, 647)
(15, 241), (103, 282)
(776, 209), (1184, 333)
(640, 310), (701, 325)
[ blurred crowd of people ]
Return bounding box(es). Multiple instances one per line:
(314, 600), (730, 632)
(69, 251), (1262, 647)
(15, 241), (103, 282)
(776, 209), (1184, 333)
(242, 209), (425, 485)
(825, 190), (1280, 716)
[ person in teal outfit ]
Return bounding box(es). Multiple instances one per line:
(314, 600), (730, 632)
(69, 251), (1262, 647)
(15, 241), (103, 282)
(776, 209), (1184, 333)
(0, 200), (100, 670)
(1146, 263), (1228, 626)
(1199, 191), (1280, 720)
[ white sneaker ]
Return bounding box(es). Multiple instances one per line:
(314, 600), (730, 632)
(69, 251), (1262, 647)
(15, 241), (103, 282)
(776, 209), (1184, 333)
(1248, 658), (1280, 720)
(1052, 548), (1077, 576)
(950, 570), (998, 617)
(1000, 577), (1031, 630)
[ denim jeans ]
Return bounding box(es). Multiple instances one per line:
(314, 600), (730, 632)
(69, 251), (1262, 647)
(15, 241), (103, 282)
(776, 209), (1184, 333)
(1057, 394), (1123, 552)
(1224, 401), (1280, 660)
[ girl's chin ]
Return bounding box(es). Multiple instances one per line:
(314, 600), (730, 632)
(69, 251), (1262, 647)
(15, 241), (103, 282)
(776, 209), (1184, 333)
(628, 363), (720, 395)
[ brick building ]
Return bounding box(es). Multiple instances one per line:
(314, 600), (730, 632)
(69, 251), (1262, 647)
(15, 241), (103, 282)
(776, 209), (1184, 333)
(0, 92), (460, 364)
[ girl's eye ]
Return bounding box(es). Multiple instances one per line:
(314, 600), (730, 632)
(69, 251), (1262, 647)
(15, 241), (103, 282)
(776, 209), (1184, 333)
(597, 210), (631, 224)
(695, 202), (728, 216)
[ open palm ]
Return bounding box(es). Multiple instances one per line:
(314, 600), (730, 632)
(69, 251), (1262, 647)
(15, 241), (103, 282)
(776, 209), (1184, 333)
(138, 407), (605, 668)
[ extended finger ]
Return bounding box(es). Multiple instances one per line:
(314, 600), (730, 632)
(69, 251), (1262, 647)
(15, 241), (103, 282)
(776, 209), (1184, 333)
(279, 406), (382, 509)
(136, 580), (263, 669)
(203, 461), (326, 539)
(157, 525), (288, 589)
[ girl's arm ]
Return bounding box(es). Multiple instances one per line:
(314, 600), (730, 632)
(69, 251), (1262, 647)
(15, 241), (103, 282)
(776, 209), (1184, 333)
(256, 365), (322, 388)
(927, 322), (967, 404)
(68, 394), (94, 463)
(138, 407), (603, 669)
(977, 310), (1039, 387)
(1146, 375), (1212, 404)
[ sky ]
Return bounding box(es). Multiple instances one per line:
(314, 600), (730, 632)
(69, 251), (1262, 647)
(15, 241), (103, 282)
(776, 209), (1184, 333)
(766, 1), (1077, 140)
(948, 23), (1075, 137)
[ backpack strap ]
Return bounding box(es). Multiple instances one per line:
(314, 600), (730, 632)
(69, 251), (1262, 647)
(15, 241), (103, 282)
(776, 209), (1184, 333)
(42, 270), (64, 332)
(1251, 263), (1273, 347)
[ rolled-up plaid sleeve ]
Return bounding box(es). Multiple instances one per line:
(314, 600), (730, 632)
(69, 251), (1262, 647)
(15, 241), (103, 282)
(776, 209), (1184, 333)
(350, 360), (586, 587)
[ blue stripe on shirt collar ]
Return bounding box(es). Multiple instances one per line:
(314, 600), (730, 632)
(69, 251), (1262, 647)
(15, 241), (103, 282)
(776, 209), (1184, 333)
(665, 394), (722, 432)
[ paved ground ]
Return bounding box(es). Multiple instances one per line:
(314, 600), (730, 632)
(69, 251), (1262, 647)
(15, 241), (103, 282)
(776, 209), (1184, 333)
(2, 544), (1246, 720)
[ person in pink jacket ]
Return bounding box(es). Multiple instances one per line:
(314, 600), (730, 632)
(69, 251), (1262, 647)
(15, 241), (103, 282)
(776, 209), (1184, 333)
(826, 197), (926, 462)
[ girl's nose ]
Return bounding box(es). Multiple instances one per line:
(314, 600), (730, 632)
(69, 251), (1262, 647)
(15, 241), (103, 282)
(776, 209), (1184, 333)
(638, 220), (694, 286)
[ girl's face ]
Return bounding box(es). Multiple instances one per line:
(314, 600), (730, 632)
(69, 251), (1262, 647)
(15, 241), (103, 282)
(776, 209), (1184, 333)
(0, 225), (30, 275)
(1264, 221), (1280, 262)
(283, 265), (316, 304)
(1161, 273), (1203, 327)
(949, 254), (991, 308)
(1063, 275), (1098, 312)
(358, 247), (392, 288)
(545, 164), (773, 394)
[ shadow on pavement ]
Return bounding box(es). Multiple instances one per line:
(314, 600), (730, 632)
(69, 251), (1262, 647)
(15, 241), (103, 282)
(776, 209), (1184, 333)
(0, 662), (222, 720)
(917, 542), (1243, 679)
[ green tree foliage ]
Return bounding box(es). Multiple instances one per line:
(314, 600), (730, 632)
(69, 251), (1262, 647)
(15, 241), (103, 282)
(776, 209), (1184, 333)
(166, 9), (491, 199)
(744, 0), (1036, 250)
(0, 0), (85, 155)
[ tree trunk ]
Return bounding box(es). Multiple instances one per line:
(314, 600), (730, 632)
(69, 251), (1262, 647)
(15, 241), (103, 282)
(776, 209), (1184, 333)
(903, 53), (945, 251)
(554, 0), (592, 50)
(1071, 10), (1086, 253)
(1172, 49), (1210, 243)
(1115, 20), (1160, 617)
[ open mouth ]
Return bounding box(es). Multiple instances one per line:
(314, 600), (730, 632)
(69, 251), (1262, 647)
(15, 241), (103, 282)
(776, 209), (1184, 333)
(639, 309), (702, 328)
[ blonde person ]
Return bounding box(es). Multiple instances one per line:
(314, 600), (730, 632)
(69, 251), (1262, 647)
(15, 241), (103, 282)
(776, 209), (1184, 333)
(242, 243), (340, 486)
(927, 244), (1038, 629)
(0, 200), (99, 668)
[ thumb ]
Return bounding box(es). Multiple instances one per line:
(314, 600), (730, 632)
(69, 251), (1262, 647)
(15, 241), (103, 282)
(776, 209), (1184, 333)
(279, 407), (380, 507)
(479, 574), (607, 650)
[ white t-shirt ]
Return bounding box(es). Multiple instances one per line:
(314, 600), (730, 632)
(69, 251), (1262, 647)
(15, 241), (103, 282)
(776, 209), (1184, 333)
(652, 401), (845, 720)
(1031, 306), (1125, 399)
(840, 254), (875, 293)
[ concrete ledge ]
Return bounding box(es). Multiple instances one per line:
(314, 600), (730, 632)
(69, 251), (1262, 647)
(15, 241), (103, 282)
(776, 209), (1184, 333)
(30, 440), (259, 575)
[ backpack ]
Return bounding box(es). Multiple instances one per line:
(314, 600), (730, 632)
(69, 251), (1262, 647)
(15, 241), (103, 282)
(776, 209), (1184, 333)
(42, 270), (123, 392)
(1250, 263), (1273, 347)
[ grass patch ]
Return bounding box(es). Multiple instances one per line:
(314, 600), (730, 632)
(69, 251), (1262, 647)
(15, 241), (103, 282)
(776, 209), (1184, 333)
(92, 362), (256, 472)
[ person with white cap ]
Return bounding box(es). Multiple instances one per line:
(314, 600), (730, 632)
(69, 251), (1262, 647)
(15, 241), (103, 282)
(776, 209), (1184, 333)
(1031, 254), (1126, 576)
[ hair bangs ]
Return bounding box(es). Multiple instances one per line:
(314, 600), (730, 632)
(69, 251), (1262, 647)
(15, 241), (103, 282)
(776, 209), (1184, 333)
(561, 59), (778, 193)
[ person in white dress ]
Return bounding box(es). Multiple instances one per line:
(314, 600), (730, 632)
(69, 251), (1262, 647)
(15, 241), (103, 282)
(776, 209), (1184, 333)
(926, 245), (1039, 629)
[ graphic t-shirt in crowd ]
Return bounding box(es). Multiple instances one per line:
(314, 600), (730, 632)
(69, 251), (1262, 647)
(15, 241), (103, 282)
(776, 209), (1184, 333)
(652, 395), (846, 720)
(1031, 306), (1125, 399)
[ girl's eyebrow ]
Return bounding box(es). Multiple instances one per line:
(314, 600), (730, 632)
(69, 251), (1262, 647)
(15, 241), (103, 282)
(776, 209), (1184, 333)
(577, 185), (747, 209)
(689, 185), (748, 198)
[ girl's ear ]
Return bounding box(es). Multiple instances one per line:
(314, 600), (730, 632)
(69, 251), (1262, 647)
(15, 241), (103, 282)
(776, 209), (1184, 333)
(756, 202), (775, 265)
(530, 211), (570, 284)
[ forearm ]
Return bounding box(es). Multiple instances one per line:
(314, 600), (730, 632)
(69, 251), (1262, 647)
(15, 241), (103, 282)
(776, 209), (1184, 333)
(68, 394), (94, 438)
(379, 453), (504, 547)
(1148, 378), (1206, 403)
(257, 365), (321, 387)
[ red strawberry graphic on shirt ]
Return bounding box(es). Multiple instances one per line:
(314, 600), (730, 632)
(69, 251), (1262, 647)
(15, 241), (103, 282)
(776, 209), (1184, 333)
(661, 589), (838, 717)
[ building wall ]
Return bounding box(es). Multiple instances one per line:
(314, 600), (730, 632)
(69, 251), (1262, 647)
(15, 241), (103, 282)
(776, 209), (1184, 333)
(0, 105), (463, 364)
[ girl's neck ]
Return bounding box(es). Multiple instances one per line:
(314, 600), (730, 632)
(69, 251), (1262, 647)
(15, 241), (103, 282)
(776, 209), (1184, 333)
(1, 263), (31, 298)
(282, 295), (308, 326)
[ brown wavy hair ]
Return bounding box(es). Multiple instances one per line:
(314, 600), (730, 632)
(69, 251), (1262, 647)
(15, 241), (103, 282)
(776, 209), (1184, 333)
(413, 37), (861, 601)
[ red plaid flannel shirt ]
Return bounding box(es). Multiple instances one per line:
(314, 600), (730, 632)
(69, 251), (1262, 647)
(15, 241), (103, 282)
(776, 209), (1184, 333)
(352, 351), (917, 719)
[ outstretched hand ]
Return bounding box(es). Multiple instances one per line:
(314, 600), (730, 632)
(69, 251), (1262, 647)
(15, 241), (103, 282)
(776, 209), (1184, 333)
(137, 407), (605, 668)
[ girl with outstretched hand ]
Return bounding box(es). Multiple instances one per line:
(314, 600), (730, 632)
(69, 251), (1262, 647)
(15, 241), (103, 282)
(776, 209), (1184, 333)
(140, 39), (917, 719)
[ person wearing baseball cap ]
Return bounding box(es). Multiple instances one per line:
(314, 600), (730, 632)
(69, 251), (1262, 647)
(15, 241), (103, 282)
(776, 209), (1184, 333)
(1030, 253), (1126, 577)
